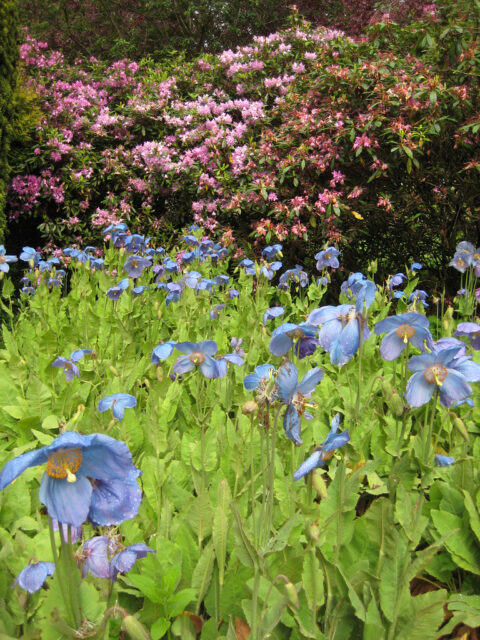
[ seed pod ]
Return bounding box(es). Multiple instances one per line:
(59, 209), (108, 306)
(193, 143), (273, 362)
(312, 470), (328, 499)
(242, 400), (258, 415)
(121, 615), (151, 640)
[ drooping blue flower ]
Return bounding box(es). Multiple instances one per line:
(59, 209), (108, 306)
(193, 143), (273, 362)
(132, 285), (149, 296)
(269, 322), (319, 359)
(308, 304), (369, 366)
(449, 242), (476, 273)
(109, 543), (155, 582)
(165, 282), (182, 306)
(230, 337), (245, 358)
(151, 341), (176, 364)
(260, 261), (282, 280)
(454, 322), (480, 350)
(244, 364), (276, 391)
(215, 275), (230, 287)
(387, 273), (406, 291)
(238, 259), (255, 275)
(294, 414), (350, 480)
(163, 258), (179, 274)
(210, 304), (225, 320)
(183, 234), (200, 247)
(98, 393), (137, 421)
(262, 306), (285, 326)
(124, 234), (149, 254)
(262, 244), (282, 260)
(406, 346), (480, 407)
(0, 432), (141, 526)
(410, 262), (422, 272)
(276, 361), (323, 445)
(374, 312), (434, 360)
(228, 288), (239, 299)
(14, 561), (55, 593)
(214, 352), (244, 378)
(21, 286), (36, 295)
(315, 247), (340, 270)
(173, 341), (220, 378)
(103, 223), (128, 236)
(123, 255), (152, 279)
(278, 266), (309, 290)
(435, 454), (455, 467)
(19, 246), (40, 267)
(52, 349), (91, 381)
(106, 278), (129, 300)
(184, 271), (202, 289)
(80, 536), (117, 578)
(408, 290), (429, 308)
(0, 245), (17, 273)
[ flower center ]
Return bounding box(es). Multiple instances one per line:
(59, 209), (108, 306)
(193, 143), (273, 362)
(0, 257), (5, 264)
(190, 352), (205, 365)
(287, 328), (303, 338)
(423, 364), (448, 386)
(395, 324), (416, 343)
(46, 448), (82, 482)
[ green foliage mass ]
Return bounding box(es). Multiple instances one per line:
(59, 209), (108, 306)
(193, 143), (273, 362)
(0, 0), (19, 242)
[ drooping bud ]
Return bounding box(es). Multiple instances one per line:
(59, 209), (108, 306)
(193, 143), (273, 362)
(121, 615), (151, 640)
(442, 306), (454, 333)
(311, 470), (328, 499)
(452, 416), (469, 442)
(284, 581), (300, 609)
(390, 391), (404, 417)
(381, 378), (394, 401)
(308, 522), (320, 542)
(108, 364), (119, 376)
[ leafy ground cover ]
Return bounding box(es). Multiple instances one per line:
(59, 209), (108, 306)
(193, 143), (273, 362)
(0, 229), (480, 639)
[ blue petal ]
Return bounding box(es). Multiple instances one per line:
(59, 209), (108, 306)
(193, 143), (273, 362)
(173, 355), (195, 374)
(293, 450), (323, 480)
(269, 332), (293, 356)
(199, 356), (221, 378)
(151, 341), (176, 363)
(283, 405), (303, 446)
(406, 372), (435, 407)
(97, 397), (113, 412)
(380, 332), (405, 360)
(0, 448), (49, 490)
(80, 434), (140, 483)
(435, 455), (455, 467)
(81, 536), (111, 578)
(277, 362), (298, 403)
(88, 476), (142, 526)
(322, 430), (350, 453)
(439, 370), (472, 407)
(39, 473), (92, 526)
(14, 562), (55, 593)
(198, 340), (218, 356)
(297, 368), (323, 395)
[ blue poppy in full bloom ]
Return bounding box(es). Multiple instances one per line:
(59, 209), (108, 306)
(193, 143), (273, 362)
(269, 322), (319, 359)
(0, 245), (17, 273)
(408, 290), (429, 309)
(238, 259), (255, 275)
(294, 414), (350, 480)
(98, 393), (137, 421)
(262, 306), (285, 326)
(19, 246), (40, 267)
(244, 364), (276, 391)
(260, 261), (282, 280)
(276, 361), (323, 445)
(80, 536), (115, 578)
(106, 278), (129, 300)
(374, 312), (433, 360)
(173, 341), (221, 378)
(315, 247), (340, 270)
(14, 561), (55, 593)
(123, 255), (152, 279)
(406, 346), (480, 407)
(0, 432), (141, 527)
(278, 266), (309, 290)
(449, 241), (477, 273)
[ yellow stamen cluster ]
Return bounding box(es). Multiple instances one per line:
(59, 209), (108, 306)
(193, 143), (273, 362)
(424, 364), (448, 386)
(46, 448), (82, 483)
(190, 352), (205, 365)
(395, 324), (416, 344)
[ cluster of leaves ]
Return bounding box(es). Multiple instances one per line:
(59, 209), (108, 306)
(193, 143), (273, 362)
(7, 0), (480, 281)
(1, 228), (480, 639)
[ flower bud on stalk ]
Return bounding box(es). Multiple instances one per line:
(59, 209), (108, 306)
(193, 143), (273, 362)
(284, 581), (300, 609)
(312, 470), (328, 498)
(452, 415), (469, 442)
(121, 615), (151, 640)
(309, 522), (321, 542)
(242, 400), (258, 415)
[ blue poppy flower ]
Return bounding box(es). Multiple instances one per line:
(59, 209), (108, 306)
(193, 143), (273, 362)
(230, 337), (245, 357)
(98, 393), (137, 421)
(315, 247), (340, 270)
(14, 561), (55, 593)
(408, 290), (429, 308)
(210, 304), (225, 320)
(173, 341), (220, 378)
(184, 271), (202, 289)
(0, 432), (141, 526)
(406, 346), (480, 407)
(238, 259), (255, 275)
(262, 306), (285, 326)
(374, 312), (433, 360)
(152, 341), (176, 364)
(228, 288), (239, 299)
(19, 246), (40, 267)
(215, 275), (230, 287)
(387, 273), (406, 291)
(183, 234), (200, 247)
(123, 255), (152, 279)
(277, 361), (323, 445)
(110, 543), (155, 582)
(269, 322), (319, 359)
(454, 322), (480, 350)
(80, 536), (117, 578)
(410, 262), (422, 272)
(294, 414), (350, 480)
(103, 223), (128, 235)
(0, 245), (17, 273)
(278, 266), (309, 289)
(106, 278), (129, 300)
(244, 364), (276, 391)
(124, 234), (149, 253)
(262, 244), (283, 260)
(52, 349), (91, 381)
(132, 285), (149, 295)
(260, 261), (282, 280)
(308, 304), (369, 366)
(21, 286), (36, 295)
(435, 454), (455, 467)
(215, 352), (244, 378)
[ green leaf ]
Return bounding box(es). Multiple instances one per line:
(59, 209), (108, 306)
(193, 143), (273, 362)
(192, 541), (215, 611)
(151, 617), (171, 640)
(128, 574), (163, 603)
(167, 588), (197, 617)
(212, 479), (230, 587)
(302, 550), (324, 610)
(431, 510), (480, 574)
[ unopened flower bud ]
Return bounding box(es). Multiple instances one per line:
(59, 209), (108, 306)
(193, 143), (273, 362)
(442, 306), (454, 332)
(390, 391), (404, 417)
(381, 378), (394, 401)
(156, 367), (163, 382)
(242, 400), (258, 415)
(312, 470), (328, 498)
(121, 615), (151, 640)
(309, 522), (320, 542)
(452, 416), (469, 442)
(284, 581), (300, 609)
(108, 364), (119, 376)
